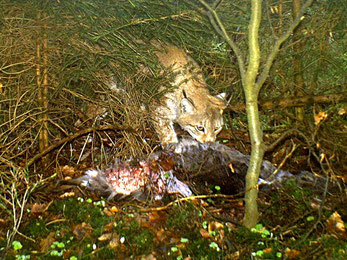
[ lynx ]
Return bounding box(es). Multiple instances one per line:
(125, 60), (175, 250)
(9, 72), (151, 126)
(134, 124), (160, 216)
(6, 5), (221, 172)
(152, 43), (226, 146)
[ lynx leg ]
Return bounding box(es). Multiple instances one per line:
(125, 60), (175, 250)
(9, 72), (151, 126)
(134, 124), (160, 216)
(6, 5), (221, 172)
(154, 117), (178, 146)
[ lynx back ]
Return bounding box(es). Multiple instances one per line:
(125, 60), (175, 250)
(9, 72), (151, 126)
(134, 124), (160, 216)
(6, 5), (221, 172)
(151, 43), (226, 146)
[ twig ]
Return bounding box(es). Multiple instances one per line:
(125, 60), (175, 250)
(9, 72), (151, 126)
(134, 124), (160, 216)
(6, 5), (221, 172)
(256, 0), (315, 90)
(265, 1), (278, 39)
(77, 133), (92, 164)
(139, 193), (243, 213)
(268, 141), (297, 179)
(265, 128), (310, 152)
(7, 183), (30, 247)
(25, 125), (135, 168)
(0, 58), (35, 75)
(15, 231), (36, 243)
(0, 156), (18, 169)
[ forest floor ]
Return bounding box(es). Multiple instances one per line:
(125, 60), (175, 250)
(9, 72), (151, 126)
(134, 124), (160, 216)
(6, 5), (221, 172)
(0, 129), (346, 259)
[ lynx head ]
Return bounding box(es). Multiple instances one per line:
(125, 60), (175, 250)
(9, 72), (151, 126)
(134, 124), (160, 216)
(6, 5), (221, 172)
(177, 92), (227, 143)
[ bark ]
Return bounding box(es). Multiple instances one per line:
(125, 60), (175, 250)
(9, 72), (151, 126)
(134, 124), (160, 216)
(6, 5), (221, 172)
(242, 0), (263, 229)
(292, 0), (305, 122)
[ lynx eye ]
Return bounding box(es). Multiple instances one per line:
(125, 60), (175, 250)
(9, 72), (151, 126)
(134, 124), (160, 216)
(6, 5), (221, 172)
(195, 125), (205, 132)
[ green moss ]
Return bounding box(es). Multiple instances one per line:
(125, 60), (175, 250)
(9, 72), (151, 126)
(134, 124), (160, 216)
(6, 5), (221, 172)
(23, 219), (49, 239)
(321, 236), (347, 258)
(51, 198), (107, 224)
(93, 247), (116, 259)
(166, 203), (199, 231)
(3, 180), (344, 260)
(131, 229), (155, 252)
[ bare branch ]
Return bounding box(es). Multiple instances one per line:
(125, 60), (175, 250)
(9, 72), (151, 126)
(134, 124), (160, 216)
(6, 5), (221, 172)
(256, 0), (315, 91)
(197, 0), (246, 80)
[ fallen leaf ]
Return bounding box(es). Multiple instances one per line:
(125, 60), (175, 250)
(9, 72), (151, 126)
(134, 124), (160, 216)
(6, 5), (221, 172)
(158, 156), (175, 171)
(326, 211), (347, 240)
(338, 107), (346, 115)
(103, 207), (114, 217)
(98, 233), (112, 242)
(314, 111), (328, 125)
(225, 222), (236, 230)
(109, 235), (119, 249)
(104, 222), (116, 233)
(60, 165), (76, 177)
(208, 221), (224, 232)
(31, 202), (52, 216)
(169, 236), (180, 244)
(285, 248), (301, 259)
(263, 248), (272, 254)
(73, 222), (93, 240)
(59, 191), (75, 199)
(110, 206), (119, 213)
(148, 211), (167, 226)
(155, 228), (167, 243)
(310, 201), (321, 210)
(139, 211), (168, 231)
(200, 228), (212, 239)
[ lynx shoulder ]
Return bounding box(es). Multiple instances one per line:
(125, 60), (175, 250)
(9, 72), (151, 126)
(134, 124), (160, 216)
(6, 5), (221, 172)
(151, 43), (226, 146)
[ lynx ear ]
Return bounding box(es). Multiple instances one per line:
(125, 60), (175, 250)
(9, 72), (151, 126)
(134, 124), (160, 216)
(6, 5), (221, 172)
(215, 92), (226, 101)
(180, 90), (196, 113)
(180, 97), (196, 113)
(212, 92), (227, 109)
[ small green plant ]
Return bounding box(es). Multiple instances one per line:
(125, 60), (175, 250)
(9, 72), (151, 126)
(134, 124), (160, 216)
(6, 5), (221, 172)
(15, 255), (30, 260)
(12, 241), (23, 251)
(12, 241), (30, 260)
(209, 242), (220, 251)
(180, 238), (189, 243)
(50, 241), (66, 257)
(250, 224), (283, 258)
(214, 185), (221, 192)
(251, 224), (272, 238)
(306, 216), (315, 222)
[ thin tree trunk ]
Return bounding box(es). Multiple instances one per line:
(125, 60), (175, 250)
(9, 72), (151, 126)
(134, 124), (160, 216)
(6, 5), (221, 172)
(36, 12), (49, 167)
(42, 18), (49, 152)
(197, 0), (314, 228)
(242, 0), (264, 229)
(292, 0), (305, 122)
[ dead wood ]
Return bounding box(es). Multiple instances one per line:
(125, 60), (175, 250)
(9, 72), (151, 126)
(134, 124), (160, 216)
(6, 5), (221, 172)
(231, 92), (347, 112)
